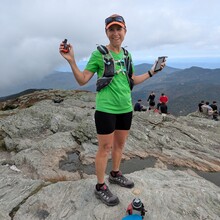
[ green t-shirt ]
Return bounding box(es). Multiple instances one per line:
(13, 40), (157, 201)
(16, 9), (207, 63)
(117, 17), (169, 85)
(85, 49), (134, 114)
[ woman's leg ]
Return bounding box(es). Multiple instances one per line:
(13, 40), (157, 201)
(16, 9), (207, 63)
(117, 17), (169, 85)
(109, 129), (134, 188)
(111, 111), (132, 171)
(95, 132), (114, 184)
(111, 130), (129, 171)
(95, 132), (120, 206)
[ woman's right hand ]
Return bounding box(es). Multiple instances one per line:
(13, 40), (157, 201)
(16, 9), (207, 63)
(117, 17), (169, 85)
(59, 41), (74, 62)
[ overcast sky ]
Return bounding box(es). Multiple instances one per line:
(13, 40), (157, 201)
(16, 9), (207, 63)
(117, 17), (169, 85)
(1, 0), (220, 92)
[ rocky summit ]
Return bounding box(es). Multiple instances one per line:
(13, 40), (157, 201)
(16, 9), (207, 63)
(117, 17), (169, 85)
(0, 89), (220, 220)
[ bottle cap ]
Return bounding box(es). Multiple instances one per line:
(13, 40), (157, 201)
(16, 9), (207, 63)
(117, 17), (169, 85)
(132, 198), (142, 209)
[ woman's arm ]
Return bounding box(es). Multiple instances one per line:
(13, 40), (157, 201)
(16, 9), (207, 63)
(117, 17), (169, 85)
(133, 71), (153, 85)
(59, 42), (94, 86)
(132, 60), (166, 85)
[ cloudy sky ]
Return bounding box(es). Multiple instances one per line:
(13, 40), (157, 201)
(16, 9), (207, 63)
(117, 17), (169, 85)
(1, 0), (220, 95)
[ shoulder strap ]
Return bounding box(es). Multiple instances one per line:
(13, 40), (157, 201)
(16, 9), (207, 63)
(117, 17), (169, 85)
(122, 47), (134, 90)
(97, 45), (109, 55)
(97, 45), (115, 77)
(122, 47), (133, 78)
(122, 47), (128, 56)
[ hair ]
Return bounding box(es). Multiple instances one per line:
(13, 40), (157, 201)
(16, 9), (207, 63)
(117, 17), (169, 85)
(109, 14), (120, 18)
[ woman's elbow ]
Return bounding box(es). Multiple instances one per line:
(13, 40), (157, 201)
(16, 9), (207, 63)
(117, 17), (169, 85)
(78, 81), (86, 86)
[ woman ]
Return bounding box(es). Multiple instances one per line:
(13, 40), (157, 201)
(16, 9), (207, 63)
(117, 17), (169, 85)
(59, 14), (166, 206)
(147, 91), (156, 105)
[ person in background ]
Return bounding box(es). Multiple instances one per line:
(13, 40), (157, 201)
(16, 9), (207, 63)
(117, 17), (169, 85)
(148, 101), (159, 113)
(147, 91), (155, 106)
(159, 93), (168, 104)
(198, 100), (204, 112)
(159, 102), (168, 114)
(59, 14), (166, 206)
(210, 101), (218, 120)
(134, 99), (146, 111)
(148, 100), (155, 110)
(201, 101), (213, 116)
(157, 93), (168, 110)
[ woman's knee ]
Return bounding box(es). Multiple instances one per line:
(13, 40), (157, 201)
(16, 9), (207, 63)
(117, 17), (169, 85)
(113, 142), (125, 151)
(97, 143), (112, 156)
(113, 131), (128, 150)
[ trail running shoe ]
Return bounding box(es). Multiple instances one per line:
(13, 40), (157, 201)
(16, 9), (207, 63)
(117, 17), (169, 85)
(94, 184), (119, 206)
(109, 171), (134, 188)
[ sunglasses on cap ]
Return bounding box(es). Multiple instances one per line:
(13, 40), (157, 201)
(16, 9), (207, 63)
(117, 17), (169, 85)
(105, 16), (125, 26)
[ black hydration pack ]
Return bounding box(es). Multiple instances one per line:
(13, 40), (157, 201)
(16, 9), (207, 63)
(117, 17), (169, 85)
(96, 45), (134, 92)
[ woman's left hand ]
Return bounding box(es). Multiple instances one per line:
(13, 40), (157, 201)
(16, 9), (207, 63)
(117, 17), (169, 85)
(151, 60), (166, 74)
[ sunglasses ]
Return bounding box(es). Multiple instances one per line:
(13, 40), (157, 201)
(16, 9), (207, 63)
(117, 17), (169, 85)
(105, 16), (125, 26)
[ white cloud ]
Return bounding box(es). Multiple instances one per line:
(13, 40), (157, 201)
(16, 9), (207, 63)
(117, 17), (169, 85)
(0, 0), (220, 93)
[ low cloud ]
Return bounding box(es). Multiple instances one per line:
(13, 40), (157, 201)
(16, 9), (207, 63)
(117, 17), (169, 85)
(0, 0), (220, 95)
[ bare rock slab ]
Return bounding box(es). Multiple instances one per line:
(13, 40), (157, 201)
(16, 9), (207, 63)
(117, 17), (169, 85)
(0, 166), (44, 220)
(13, 168), (220, 220)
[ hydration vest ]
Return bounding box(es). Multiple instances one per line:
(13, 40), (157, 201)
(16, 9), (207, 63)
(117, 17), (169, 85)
(96, 45), (134, 92)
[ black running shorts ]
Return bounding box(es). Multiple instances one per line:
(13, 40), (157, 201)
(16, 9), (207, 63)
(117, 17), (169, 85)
(94, 110), (133, 135)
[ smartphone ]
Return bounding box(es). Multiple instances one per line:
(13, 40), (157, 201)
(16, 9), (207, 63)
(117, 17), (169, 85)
(154, 56), (168, 72)
(62, 39), (69, 53)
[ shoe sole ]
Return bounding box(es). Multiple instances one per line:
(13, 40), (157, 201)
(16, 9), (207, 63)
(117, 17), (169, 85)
(108, 178), (134, 188)
(94, 192), (120, 206)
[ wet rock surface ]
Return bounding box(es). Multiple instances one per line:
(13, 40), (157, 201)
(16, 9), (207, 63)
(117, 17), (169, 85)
(0, 89), (220, 219)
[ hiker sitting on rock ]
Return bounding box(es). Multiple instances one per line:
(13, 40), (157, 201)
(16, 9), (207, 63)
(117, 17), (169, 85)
(210, 101), (218, 121)
(201, 101), (213, 117)
(134, 99), (146, 111)
(198, 100), (204, 112)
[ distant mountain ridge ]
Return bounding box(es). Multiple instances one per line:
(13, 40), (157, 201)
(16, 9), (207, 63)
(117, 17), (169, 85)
(0, 63), (179, 98)
(0, 89), (49, 102)
(1, 64), (220, 116)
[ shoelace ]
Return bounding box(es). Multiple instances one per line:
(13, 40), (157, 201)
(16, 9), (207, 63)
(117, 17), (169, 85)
(100, 185), (113, 197)
(115, 175), (128, 183)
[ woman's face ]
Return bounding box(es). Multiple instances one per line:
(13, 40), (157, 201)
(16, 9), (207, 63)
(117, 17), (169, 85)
(106, 24), (126, 47)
